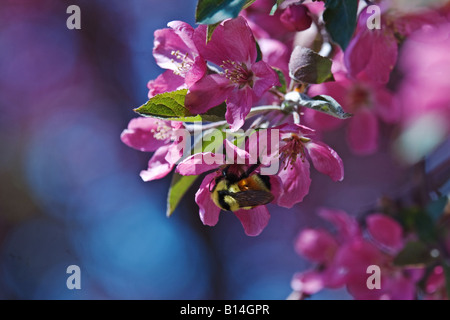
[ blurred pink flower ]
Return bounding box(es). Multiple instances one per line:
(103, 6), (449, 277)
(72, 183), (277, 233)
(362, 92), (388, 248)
(424, 265), (448, 300)
(120, 117), (184, 181)
(272, 124), (344, 208)
(344, 2), (444, 86)
(185, 17), (279, 131)
(366, 213), (403, 253)
(279, 3), (312, 32)
(242, 0), (312, 43)
(292, 209), (424, 300)
(176, 140), (281, 236)
(344, 8), (398, 85)
(307, 70), (401, 155)
(397, 22), (450, 131)
(148, 21), (207, 98)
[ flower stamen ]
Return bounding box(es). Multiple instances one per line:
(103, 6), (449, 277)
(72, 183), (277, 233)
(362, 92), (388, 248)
(151, 120), (173, 140)
(280, 134), (308, 170)
(220, 60), (253, 88)
(171, 50), (193, 77)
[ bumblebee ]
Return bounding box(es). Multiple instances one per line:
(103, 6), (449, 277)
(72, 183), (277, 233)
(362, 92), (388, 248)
(210, 164), (274, 212)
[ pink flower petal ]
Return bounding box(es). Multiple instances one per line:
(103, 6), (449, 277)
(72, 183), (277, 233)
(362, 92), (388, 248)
(268, 174), (282, 202)
(318, 208), (361, 240)
(185, 55), (207, 87)
(277, 158), (311, 208)
(331, 239), (385, 297)
(225, 86), (254, 132)
(120, 117), (169, 152)
(251, 60), (280, 97)
(234, 205), (270, 236)
(224, 139), (250, 164)
(185, 74), (233, 115)
(176, 152), (223, 176)
(366, 213), (403, 252)
(306, 141), (344, 182)
(153, 24), (195, 71)
(147, 70), (186, 99)
(258, 38), (290, 79)
(195, 17), (257, 66)
(295, 229), (338, 264)
(166, 20), (197, 54)
(373, 85), (401, 124)
(425, 265), (445, 294)
(195, 172), (221, 226)
(384, 274), (417, 300)
(344, 27), (397, 85)
(280, 4), (312, 32)
(164, 139), (185, 166)
(139, 145), (174, 181)
(291, 270), (325, 295)
(347, 109), (379, 155)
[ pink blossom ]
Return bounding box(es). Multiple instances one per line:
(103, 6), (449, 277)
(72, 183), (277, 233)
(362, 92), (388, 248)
(307, 69), (401, 155)
(292, 209), (424, 299)
(344, 3), (443, 86)
(148, 21), (206, 98)
(273, 124), (344, 208)
(242, 0), (312, 44)
(185, 17), (279, 131)
(424, 265), (448, 300)
(397, 22), (450, 132)
(279, 4), (312, 32)
(176, 140), (281, 236)
(366, 213), (403, 253)
(344, 9), (398, 85)
(120, 117), (184, 181)
(295, 229), (338, 264)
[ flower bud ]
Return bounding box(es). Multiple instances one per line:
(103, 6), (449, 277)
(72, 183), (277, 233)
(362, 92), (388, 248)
(280, 4), (312, 32)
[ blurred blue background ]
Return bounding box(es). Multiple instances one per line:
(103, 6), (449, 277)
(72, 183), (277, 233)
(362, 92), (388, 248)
(1, 0), (431, 300)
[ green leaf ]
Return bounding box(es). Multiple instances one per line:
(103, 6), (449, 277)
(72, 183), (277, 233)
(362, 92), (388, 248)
(273, 67), (287, 94)
(393, 241), (435, 267)
(323, 0), (358, 50)
(167, 173), (199, 217)
(270, 0), (286, 15)
(196, 0), (249, 25)
(298, 93), (352, 119)
(242, 0), (257, 9)
(200, 102), (227, 122)
(198, 128), (227, 154)
(134, 89), (190, 118)
(255, 39), (263, 62)
(288, 46), (335, 84)
(134, 90), (226, 122)
(207, 22), (221, 42)
(398, 207), (437, 243)
(269, 3), (278, 15)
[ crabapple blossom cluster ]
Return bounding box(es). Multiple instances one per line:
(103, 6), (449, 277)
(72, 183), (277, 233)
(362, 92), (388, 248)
(122, 3), (347, 236)
(121, 0), (450, 299)
(291, 203), (450, 300)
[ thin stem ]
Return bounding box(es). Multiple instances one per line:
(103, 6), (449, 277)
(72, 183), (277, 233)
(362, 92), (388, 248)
(246, 105), (283, 119)
(269, 88), (285, 100)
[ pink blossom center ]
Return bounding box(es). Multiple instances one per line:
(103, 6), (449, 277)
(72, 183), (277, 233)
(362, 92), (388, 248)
(151, 120), (173, 141)
(220, 60), (253, 88)
(280, 134), (311, 170)
(346, 84), (371, 112)
(170, 50), (194, 77)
